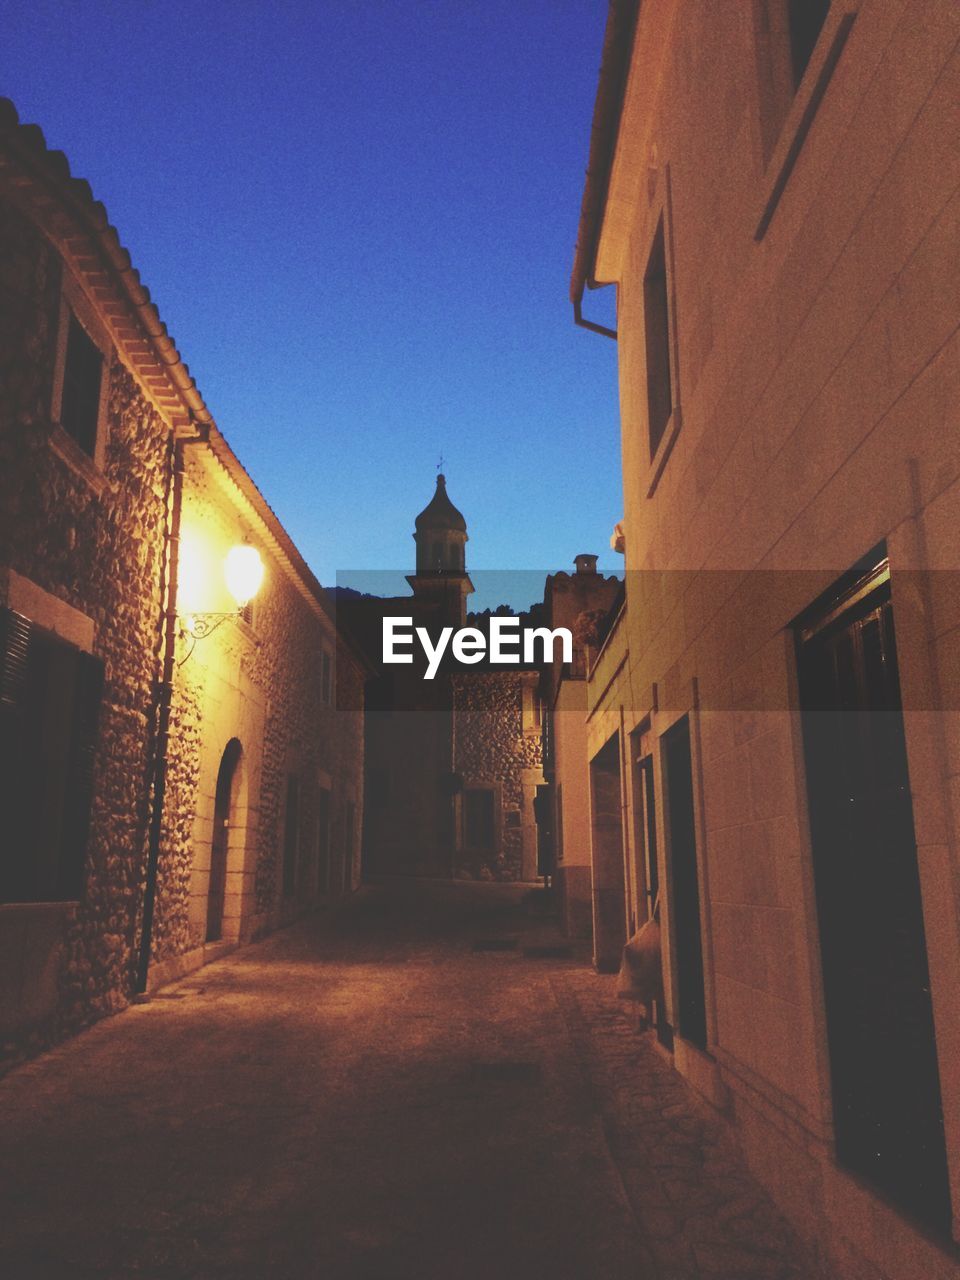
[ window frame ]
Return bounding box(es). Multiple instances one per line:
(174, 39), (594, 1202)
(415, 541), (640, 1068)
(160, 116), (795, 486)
(49, 272), (112, 482)
(640, 170), (683, 499)
(753, 1), (859, 240)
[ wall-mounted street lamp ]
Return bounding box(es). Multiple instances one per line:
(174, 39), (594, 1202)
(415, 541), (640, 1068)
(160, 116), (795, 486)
(179, 542), (264, 651)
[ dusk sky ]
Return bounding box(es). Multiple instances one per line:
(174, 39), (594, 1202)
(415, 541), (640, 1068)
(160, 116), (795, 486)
(3, 1), (622, 609)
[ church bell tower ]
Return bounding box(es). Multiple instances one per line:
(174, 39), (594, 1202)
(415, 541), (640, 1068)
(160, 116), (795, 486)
(407, 473), (474, 626)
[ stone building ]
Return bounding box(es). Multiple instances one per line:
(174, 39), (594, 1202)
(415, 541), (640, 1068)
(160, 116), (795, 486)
(571, 2), (960, 1275)
(340, 475), (544, 881)
(0, 99), (366, 1062)
(539, 555), (622, 940)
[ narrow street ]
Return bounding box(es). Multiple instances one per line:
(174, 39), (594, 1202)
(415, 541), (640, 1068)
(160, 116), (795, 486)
(1, 881), (822, 1280)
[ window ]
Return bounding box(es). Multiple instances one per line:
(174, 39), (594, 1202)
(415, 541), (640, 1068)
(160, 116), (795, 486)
(60, 313), (103, 456)
(0, 607), (103, 902)
(281, 773), (300, 897)
(756, 0), (832, 145)
(663, 715), (707, 1050)
(463, 787), (496, 851)
(753, 0), (855, 237)
(787, 0), (831, 88)
(644, 218), (673, 459)
(795, 557), (950, 1232)
(51, 279), (111, 472)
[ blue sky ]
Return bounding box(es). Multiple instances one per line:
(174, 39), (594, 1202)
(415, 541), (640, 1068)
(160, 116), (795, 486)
(3, 1), (622, 610)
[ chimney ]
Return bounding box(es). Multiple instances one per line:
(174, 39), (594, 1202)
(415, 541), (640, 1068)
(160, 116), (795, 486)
(574, 554), (598, 575)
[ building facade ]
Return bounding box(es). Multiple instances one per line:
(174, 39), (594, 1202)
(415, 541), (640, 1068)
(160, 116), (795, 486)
(539, 556), (622, 940)
(0, 99), (365, 1064)
(342, 475), (545, 882)
(572, 3), (960, 1275)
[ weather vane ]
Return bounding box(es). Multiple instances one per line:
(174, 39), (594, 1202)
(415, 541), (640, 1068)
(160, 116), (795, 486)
(437, 451), (445, 474)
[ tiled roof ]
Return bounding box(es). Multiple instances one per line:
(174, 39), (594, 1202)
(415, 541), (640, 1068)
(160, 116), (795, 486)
(0, 96), (361, 652)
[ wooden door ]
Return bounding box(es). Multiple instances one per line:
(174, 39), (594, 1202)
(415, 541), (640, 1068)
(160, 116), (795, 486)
(206, 740), (240, 943)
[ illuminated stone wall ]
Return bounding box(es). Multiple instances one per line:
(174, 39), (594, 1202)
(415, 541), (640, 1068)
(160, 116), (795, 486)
(452, 671), (543, 881)
(0, 168), (366, 1059)
(0, 195), (169, 1058)
(136, 409), (366, 984)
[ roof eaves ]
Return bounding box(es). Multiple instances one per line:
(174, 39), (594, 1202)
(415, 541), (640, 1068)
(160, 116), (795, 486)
(569, 0), (640, 314)
(0, 97), (371, 672)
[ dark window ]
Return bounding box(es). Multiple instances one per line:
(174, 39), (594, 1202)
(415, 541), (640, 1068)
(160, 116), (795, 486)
(282, 773), (300, 897)
(0, 608), (103, 902)
(664, 716), (707, 1050)
(634, 748), (671, 1049)
(589, 734), (627, 972)
(60, 313), (103, 457)
(464, 788), (496, 850)
(796, 560), (951, 1232)
(643, 219), (673, 458)
(787, 0), (830, 87)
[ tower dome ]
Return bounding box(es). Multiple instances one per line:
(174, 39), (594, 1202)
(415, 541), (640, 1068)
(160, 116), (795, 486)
(414, 474), (466, 533)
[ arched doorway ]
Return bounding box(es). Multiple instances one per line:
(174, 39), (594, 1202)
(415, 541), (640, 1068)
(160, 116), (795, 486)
(206, 738), (242, 943)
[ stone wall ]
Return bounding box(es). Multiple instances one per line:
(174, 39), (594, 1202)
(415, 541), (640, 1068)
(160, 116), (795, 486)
(0, 194), (169, 1059)
(147, 436), (366, 976)
(452, 672), (542, 881)
(0, 166), (366, 1061)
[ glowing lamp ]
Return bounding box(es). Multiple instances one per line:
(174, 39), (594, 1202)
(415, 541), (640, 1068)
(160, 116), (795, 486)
(224, 544), (264, 608)
(177, 540), (265, 657)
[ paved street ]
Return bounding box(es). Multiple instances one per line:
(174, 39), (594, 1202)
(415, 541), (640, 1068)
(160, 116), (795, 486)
(0, 881), (824, 1279)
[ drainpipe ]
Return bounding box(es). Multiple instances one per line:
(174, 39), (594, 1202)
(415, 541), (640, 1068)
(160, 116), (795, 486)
(573, 293), (618, 341)
(136, 422), (210, 994)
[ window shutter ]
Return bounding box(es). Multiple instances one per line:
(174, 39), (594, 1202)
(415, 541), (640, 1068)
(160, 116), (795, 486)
(0, 610), (32, 897)
(58, 650), (104, 900)
(0, 608), (31, 708)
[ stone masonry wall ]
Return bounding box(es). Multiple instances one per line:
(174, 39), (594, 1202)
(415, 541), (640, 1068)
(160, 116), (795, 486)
(0, 194), (170, 1058)
(148, 456), (365, 966)
(0, 187), (366, 1064)
(452, 672), (541, 881)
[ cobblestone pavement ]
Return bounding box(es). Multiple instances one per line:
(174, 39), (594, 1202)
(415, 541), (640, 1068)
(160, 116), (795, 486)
(0, 880), (827, 1279)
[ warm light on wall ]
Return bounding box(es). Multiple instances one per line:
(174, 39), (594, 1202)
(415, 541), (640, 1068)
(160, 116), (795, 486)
(177, 531), (210, 616)
(177, 538), (265, 653)
(224, 543), (265, 608)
